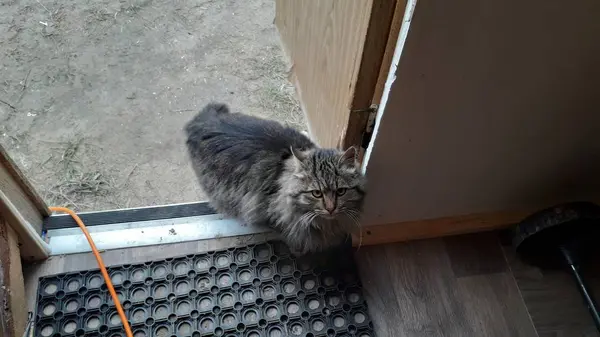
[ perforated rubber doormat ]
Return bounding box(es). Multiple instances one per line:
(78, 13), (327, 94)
(35, 240), (375, 337)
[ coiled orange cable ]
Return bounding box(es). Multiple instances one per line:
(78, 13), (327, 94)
(49, 207), (134, 337)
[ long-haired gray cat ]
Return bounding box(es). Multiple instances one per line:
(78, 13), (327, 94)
(185, 103), (366, 255)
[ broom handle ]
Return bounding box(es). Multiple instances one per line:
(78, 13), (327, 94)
(560, 246), (600, 332)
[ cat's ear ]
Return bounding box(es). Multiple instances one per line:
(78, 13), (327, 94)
(290, 147), (309, 177)
(290, 146), (309, 162)
(340, 146), (358, 166)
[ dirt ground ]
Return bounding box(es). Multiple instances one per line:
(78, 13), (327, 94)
(0, 0), (304, 211)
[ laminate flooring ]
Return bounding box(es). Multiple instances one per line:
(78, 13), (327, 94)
(355, 232), (600, 337)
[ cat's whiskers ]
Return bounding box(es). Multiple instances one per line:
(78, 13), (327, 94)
(292, 212), (311, 229)
(339, 208), (361, 225)
(305, 212), (320, 228)
(289, 211), (316, 236)
(339, 207), (363, 251)
(345, 214), (361, 228)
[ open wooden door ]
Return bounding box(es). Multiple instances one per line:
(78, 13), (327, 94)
(275, 0), (403, 150)
(359, 0), (600, 244)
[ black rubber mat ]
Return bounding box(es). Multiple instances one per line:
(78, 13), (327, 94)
(35, 240), (375, 337)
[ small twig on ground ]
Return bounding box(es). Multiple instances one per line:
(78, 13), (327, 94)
(45, 189), (86, 209)
(0, 98), (16, 110)
(48, 171), (112, 209)
(17, 69), (31, 104)
(58, 138), (83, 167)
(44, 139), (115, 210)
(36, 0), (53, 18)
(40, 154), (54, 168)
(120, 163), (138, 188)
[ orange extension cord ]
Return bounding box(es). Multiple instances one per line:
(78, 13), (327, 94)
(49, 207), (134, 337)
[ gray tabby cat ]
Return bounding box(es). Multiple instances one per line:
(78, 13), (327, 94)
(185, 103), (366, 255)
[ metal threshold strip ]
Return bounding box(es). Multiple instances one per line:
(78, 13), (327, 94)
(46, 213), (272, 255)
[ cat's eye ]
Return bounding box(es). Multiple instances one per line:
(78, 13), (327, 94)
(311, 190), (323, 198)
(336, 188), (347, 196)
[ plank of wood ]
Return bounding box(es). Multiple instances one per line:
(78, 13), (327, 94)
(0, 175), (50, 261)
(0, 145), (46, 233)
(503, 244), (600, 336)
(443, 232), (508, 277)
(353, 209), (531, 247)
(355, 234), (537, 336)
(352, 245), (403, 336)
(0, 144), (50, 261)
(0, 144), (49, 221)
(354, 201), (600, 247)
(0, 217), (28, 337)
(371, 0), (406, 106)
(342, 0), (398, 150)
(275, 0), (374, 148)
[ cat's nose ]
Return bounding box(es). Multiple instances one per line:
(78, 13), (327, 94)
(324, 197), (336, 214)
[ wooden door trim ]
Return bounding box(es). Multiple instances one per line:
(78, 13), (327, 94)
(0, 146), (49, 219)
(0, 144), (50, 261)
(0, 217), (27, 336)
(275, 0), (402, 150)
(370, 0), (407, 107)
(342, 0), (401, 150)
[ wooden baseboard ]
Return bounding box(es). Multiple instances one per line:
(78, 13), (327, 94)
(353, 209), (530, 246)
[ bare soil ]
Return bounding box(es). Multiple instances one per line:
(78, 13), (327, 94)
(0, 0), (303, 211)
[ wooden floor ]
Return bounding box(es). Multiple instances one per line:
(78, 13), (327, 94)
(25, 231), (600, 336)
(356, 232), (600, 337)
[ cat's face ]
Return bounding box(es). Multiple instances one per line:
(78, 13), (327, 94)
(288, 147), (366, 222)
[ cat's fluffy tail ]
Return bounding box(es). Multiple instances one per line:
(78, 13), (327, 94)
(185, 103), (230, 135)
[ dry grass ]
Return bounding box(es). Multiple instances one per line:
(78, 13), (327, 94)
(44, 138), (114, 210)
(250, 46), (305, 130)
(259, 83), (304, 129)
